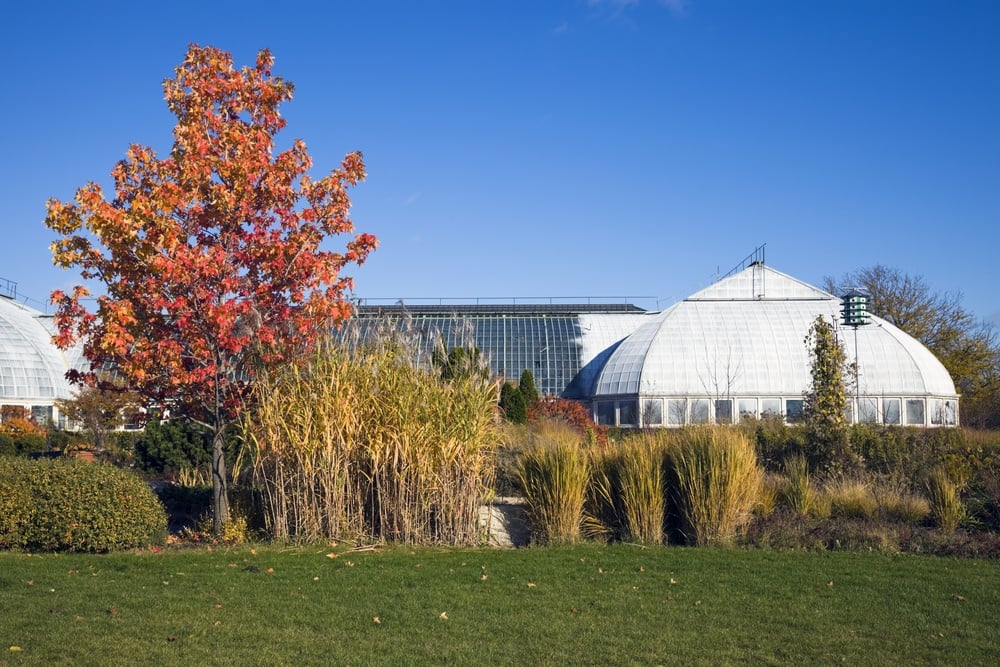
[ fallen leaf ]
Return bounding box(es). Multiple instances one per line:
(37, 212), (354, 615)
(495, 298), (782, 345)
(571, 607), (579, 614)
(526, 582), (536, 588)
(326, 552), (338, 559)
(639, 566), (645, 573)
(439, 612), (448, 620)
(952, 594), (966, 602)
(373, 616), (381, 624)
(10, 646), (23, 652)
(266, 568), (274, 574)
(108, 607), (119, 616)
(313, 577), (320, 581)
(213, 604), (222, 609)
(213, 620), (221, 626)
(481, 574), (488, 581)
(669, 578), (677, 585)
(346, 561), (355, 568)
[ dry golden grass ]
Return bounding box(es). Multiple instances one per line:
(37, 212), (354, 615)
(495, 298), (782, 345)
(515, 419), (591, 545)
(667, 427), (763, 546)
(823, 476), (878, 520)
(243, 325), (499, 546)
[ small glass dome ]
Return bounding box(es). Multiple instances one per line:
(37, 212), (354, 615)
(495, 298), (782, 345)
(0, 295), (83, 419)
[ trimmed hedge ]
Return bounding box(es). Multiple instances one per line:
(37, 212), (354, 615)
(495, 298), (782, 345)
(0, 457), (167, 552)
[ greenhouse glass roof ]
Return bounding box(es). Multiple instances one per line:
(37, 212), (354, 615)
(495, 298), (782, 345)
(593, 264), (958, 399)
(0, 296), (79, 403)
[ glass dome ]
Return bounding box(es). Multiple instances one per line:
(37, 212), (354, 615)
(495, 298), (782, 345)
(0, 295), (82, 416)
(591, 264), (959, 428)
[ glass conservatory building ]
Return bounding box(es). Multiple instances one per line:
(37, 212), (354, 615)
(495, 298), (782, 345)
(0, 293), (84, 426)
(590, 263), (958, 428)
(4, 261), (958, 430)
(356, 263), (959, 428)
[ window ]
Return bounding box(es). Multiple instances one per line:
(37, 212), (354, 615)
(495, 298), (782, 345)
(595, 401), (616, 426)
(31, 405), (53, 426)
(930, 399), (944, 426)
(738, 399), (757, 421)
(691, 399), (710, 424)
(883, 398), (901, 425)
(785, 399), (804, 423)
(714, 399), (733, 424)
(618, 401), (637, 427)
(761, 398), (781, 417)
(859, 397), (878, 424)
(667, 399), (687, 426)
(944, 400), (958, 426)
(642, 399), (663, 427)
(905, 399), (925, 426)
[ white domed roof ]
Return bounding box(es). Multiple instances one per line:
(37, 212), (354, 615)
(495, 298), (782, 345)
(593, 264), (957, 399)
(0, 295), (81, 402)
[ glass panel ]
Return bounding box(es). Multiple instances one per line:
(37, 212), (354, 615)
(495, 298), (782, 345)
(714, 399), (733, 424)
(30, 405), (53, 426)
(618, 401), (637, 427)
(596, 401), (616, 426)
(944, 400), (958, 426)
(738, 399), (756, 421)
(785, 399), (804, 423)
(883, 398), (901, 425)
(691, 399), (710, 424)
(930, 399), (944, 425)
(761, 398), (781, 417)
(905, 399), (925, 426)
(667, 399), (687, 426)
(642, 399), (663, 427)
(859, 397), (878, 424)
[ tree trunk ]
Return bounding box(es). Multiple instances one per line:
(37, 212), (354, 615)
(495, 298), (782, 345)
(211, 427), (230, 535)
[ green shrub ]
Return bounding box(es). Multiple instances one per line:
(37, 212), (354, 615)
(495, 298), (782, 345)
(667, 427), (762, 546)
(0, 457), (167, 552)
(132, 419), (212, 476)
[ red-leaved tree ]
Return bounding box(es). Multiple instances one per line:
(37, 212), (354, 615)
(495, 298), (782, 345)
(45, 45), (377, 533)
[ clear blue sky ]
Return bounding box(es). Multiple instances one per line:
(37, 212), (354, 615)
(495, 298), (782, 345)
(3, 1), (998, 323)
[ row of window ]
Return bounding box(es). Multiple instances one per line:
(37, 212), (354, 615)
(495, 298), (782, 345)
(594, 396), (959, 428)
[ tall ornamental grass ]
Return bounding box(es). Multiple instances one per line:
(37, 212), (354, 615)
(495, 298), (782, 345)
(591, 434), (668, 544)
(243, 326), (499, 545)
(516, 419), (591, 545)
(667, 427), (763, 546)
(782, 454), (814, 516)
(924, 467), (965, 533)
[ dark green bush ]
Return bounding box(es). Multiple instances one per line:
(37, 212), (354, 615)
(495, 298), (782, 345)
(0, 432), (47, 457)
(0, 457), (167, 552)
(132, 419), (212, 475)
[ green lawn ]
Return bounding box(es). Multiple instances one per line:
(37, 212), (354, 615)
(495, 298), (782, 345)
(1, 544), (998, 666)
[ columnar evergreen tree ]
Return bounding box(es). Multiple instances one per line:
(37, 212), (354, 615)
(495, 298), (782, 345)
(518, 369), (539, 407)
(802, 316), (852, 468)
(45, 45), (377, 533)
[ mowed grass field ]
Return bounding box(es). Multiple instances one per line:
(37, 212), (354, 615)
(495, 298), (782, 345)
(2, 544), (998, 666)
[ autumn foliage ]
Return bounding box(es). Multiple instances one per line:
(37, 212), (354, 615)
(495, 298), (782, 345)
(528, 397), (608, 446)
(45, 45), (376, 531)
